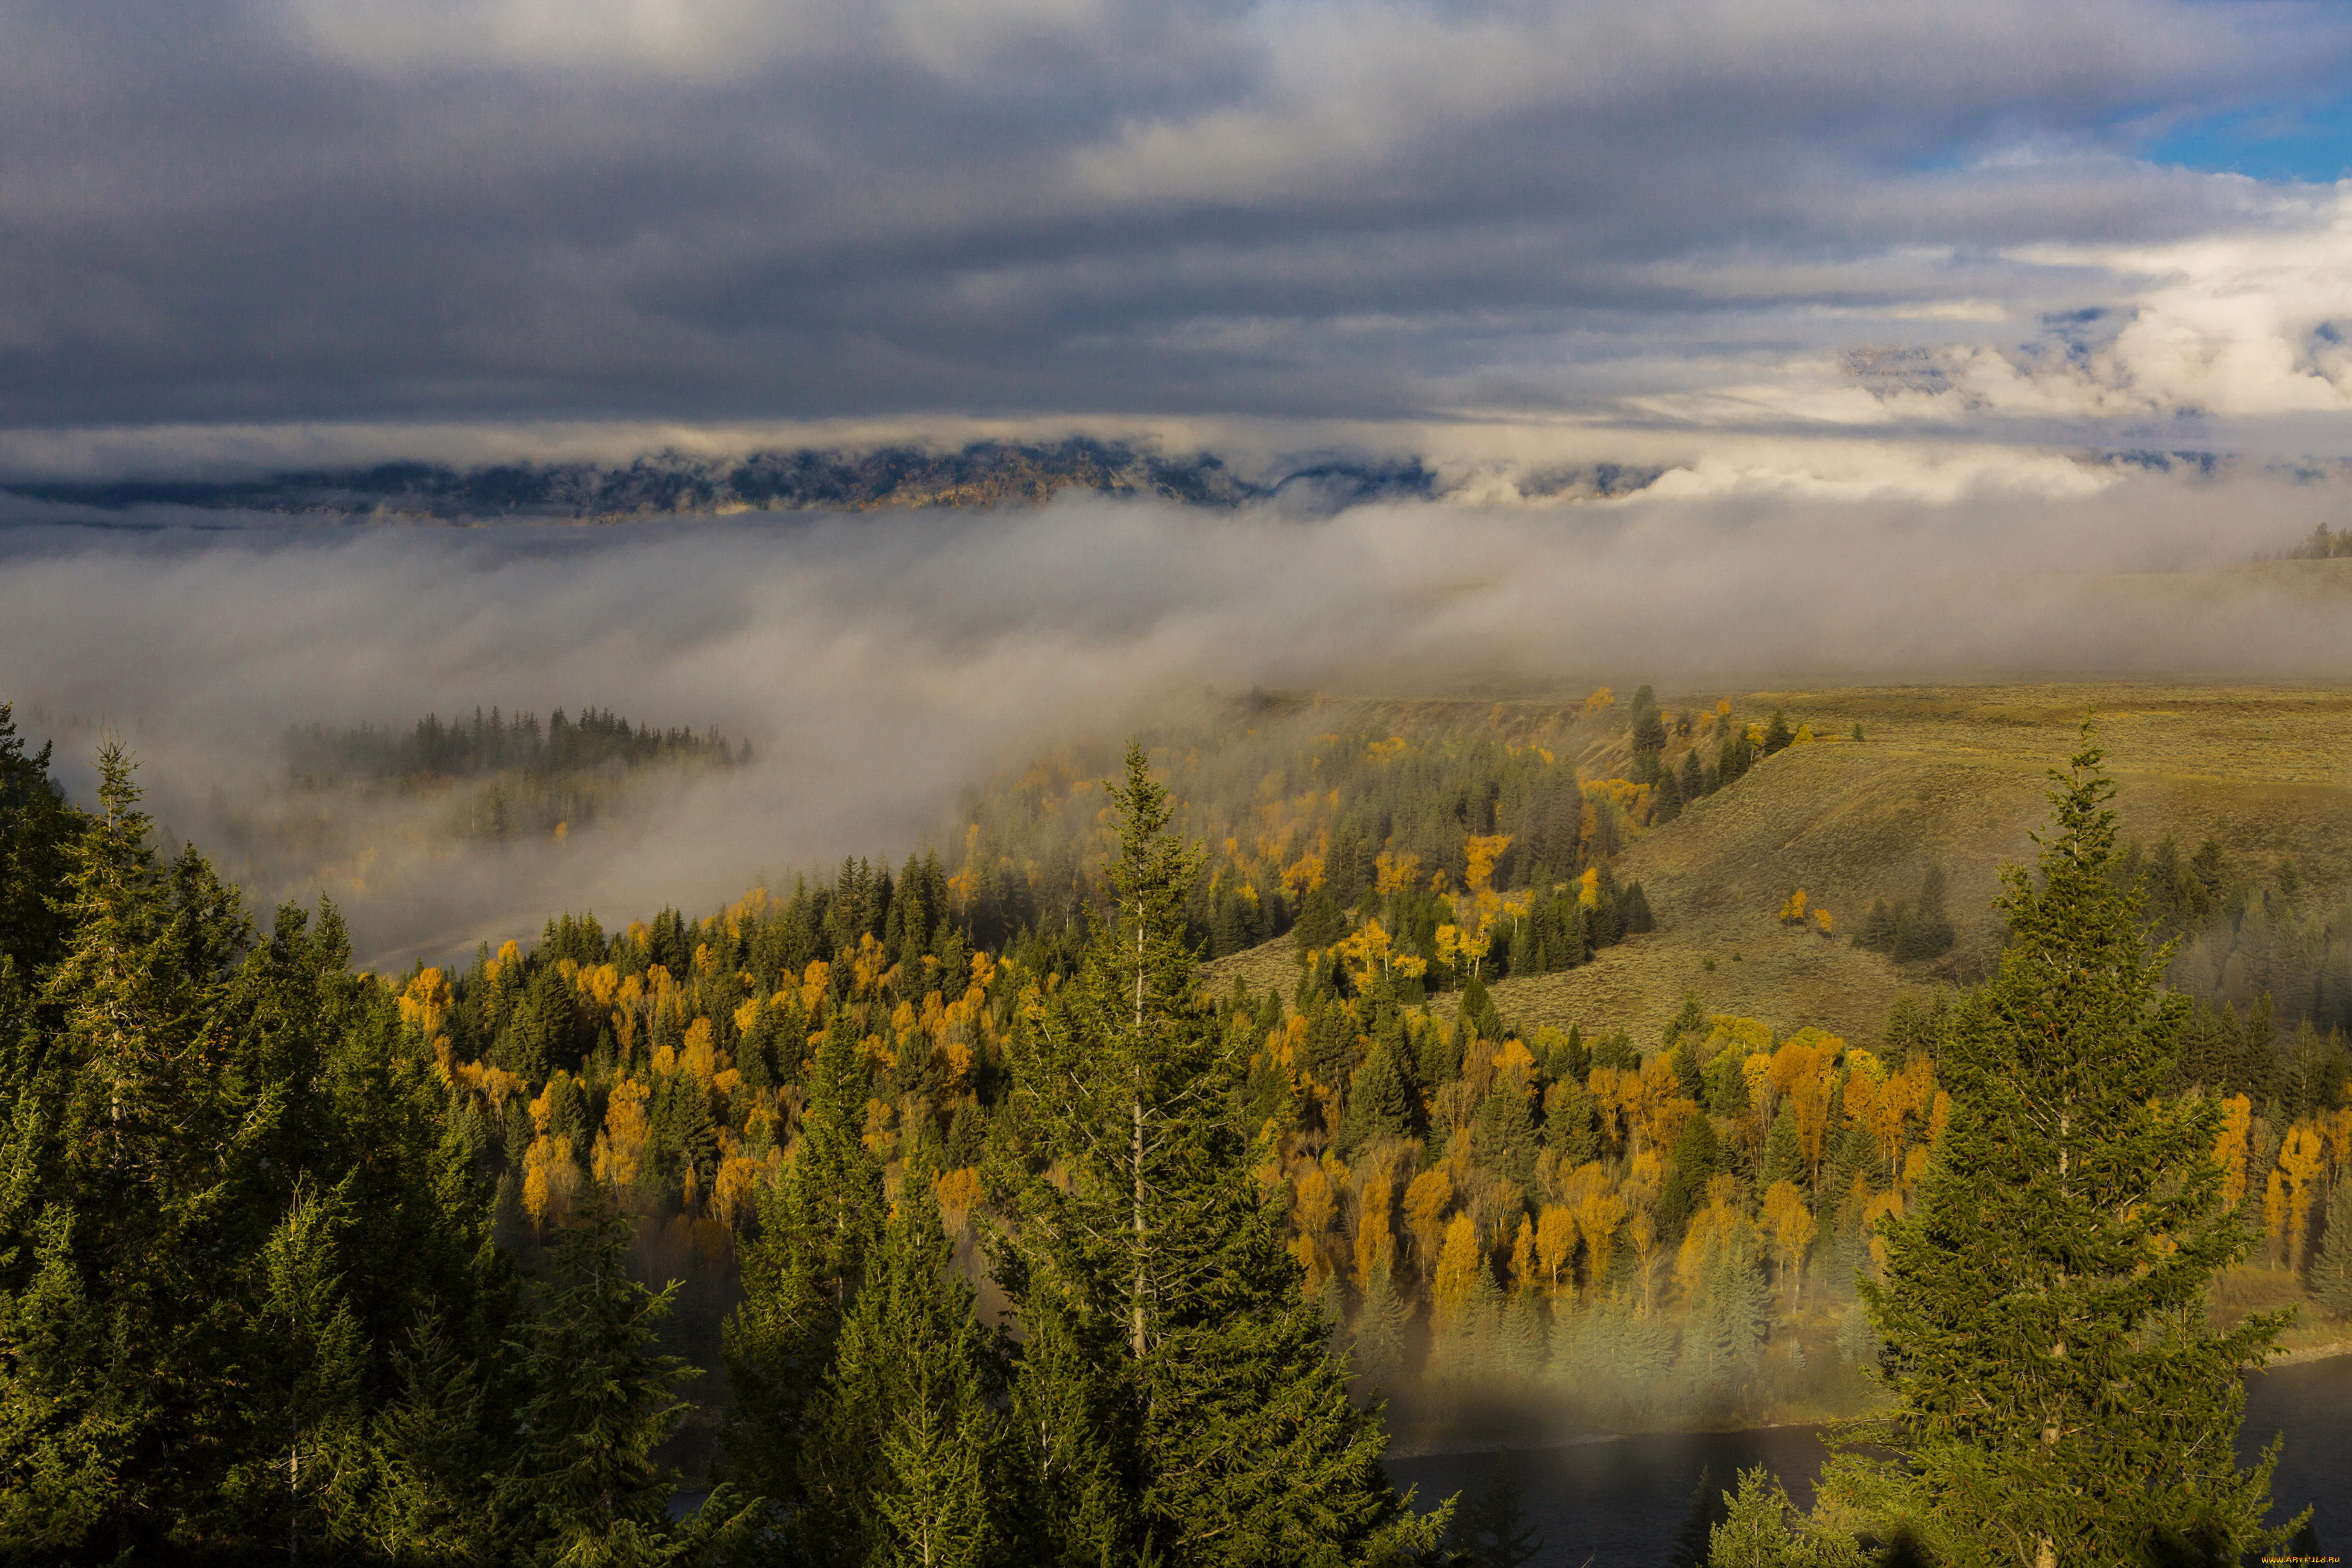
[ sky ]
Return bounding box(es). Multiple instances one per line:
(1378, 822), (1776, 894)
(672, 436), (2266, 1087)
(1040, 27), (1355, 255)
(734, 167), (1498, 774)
(5, 0), (2352, 473)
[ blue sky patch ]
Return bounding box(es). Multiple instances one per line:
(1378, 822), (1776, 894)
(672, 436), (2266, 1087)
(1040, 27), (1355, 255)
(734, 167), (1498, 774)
(2142, 93), (2352, 182)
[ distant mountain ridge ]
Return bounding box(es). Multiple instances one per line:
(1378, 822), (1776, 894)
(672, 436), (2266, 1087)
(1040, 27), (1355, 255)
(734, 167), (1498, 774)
(1, 438), (1668, 521)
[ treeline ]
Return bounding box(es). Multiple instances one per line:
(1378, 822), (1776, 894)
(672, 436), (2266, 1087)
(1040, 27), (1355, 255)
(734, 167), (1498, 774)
(960, 683), (1815, 970)
(2283, 522), (2352, 560)
(279, 706), (745, 845)
(286, 706), (745, 782)
(2116, 832), (2352, 1041)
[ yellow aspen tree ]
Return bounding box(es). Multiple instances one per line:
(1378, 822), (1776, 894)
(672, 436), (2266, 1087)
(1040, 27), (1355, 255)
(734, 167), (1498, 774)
(592, 1076), (651, 1192)
(1862, 1188), (1906, 1274)
(1573, 1189), (1626, 1299)
(1432, 1213), (1485, 1328)
(522, 1134), (575, 1232)
(1292, 1161), (1338, 1244)
(2279, 1125), (2324, 1273)
(1402, 1166), (1454, 1270)
(2324, 1105), (2352, 1187)
(1508, 1215), (1538, 1295)
(1626, 1210), (1661, 1315)
(681, 1016), (717, 1083)
(522, 1139), (554, 1231)
(1759, 1181), (1817, 1314)
(2216, 1094), (2254, 1208)
(1900, 1144), (1932, 1200)
(1815, 908), (1834, 938)
(1535, 1204), (1578, 1291)
(1354, 1171), (1397, 1288)
(1374, 850), (1422, 898)
(713, 1152), (763, 1231)
(1772, 1038), (1836, 1183)
(397, 966), (453, 1055)
(933, 1166), (985, 1229)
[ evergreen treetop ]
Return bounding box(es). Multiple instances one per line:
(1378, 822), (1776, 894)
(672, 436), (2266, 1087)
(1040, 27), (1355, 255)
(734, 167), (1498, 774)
(999, 744), (1444, 1566)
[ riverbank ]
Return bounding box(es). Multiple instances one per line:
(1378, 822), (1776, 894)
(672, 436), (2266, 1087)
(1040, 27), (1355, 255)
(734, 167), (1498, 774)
(1387, 1355), (2352, 1566)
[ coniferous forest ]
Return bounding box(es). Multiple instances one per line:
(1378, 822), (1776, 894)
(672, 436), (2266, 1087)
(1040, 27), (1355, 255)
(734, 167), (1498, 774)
(0, 691), (2343, 1565)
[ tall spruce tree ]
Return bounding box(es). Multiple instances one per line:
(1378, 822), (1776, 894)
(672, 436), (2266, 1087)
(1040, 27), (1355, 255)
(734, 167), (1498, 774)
(1336, 1002), (1417, 1157)
(1847, 724), (2296, 1565)
(798, 1147), (1011, 1567)
(0, 703), (79, 987)
(724, 1007), (884, 1528)
(998, 744), (1443, 1566)
(501, 1195), (738, 1566)
(2312, 1186), (2352, 1324)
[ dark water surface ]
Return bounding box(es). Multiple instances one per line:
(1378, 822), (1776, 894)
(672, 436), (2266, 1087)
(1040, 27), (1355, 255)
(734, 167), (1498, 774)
(1385, 1354), (2352, 1567)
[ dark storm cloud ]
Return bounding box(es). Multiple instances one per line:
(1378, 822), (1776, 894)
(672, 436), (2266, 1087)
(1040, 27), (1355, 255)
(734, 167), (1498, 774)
(5, 0), (2352, 435)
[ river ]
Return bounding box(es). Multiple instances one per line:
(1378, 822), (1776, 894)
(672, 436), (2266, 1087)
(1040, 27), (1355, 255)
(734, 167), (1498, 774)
(1384, 1353), (2352, 1564)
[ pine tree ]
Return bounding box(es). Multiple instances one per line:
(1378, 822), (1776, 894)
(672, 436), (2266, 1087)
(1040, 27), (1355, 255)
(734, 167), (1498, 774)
(1446, 1470), (1543, 1568)
(1652, 765), (1684, 825)
(226, 1180), (369, 1558)
(1678, 748), (1705, 806)
(1761, 1103), (1804, 1193)
(1541, 1076), (1599, 1165)
(999, 744), (1442, 1566)
(799, 1149), (1011, 1566)
(724, 1008), (882, 1522)
(1294, 884), (1347, 951)
(0, 703), (80, 984)
(1853, 723), (2296, 1564)
(502, 1195), (735, 1566)
(1657, 1113), (1720, 1240)
(1467, 1082), (1538, 1192)
(367, 1318), (499, 1563)
(1351, 1266), (1412, 1391)
(1336, 1007), (1417, 1156)
(0, 747), (261, 1549)
(2313, 1186), (2352, 1324)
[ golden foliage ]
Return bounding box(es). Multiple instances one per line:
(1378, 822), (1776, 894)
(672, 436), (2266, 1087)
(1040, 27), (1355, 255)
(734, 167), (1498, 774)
(522, 1134), (576, 1231)
(592, 1077), (651, 1193)
(713, 1153), (763, 1231)
(1535, 1204), (1577, 1290)
(1431, 1213), (1485, 1326)
(1402, 1165), (1454, 1268)
(1353, 1172), (1397, 1288)
(2216, 1094), (2254, 1209)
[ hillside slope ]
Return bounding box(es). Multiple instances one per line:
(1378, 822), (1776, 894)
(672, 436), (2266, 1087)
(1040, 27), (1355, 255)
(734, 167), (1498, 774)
(1219, 682), (2352, 1049)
